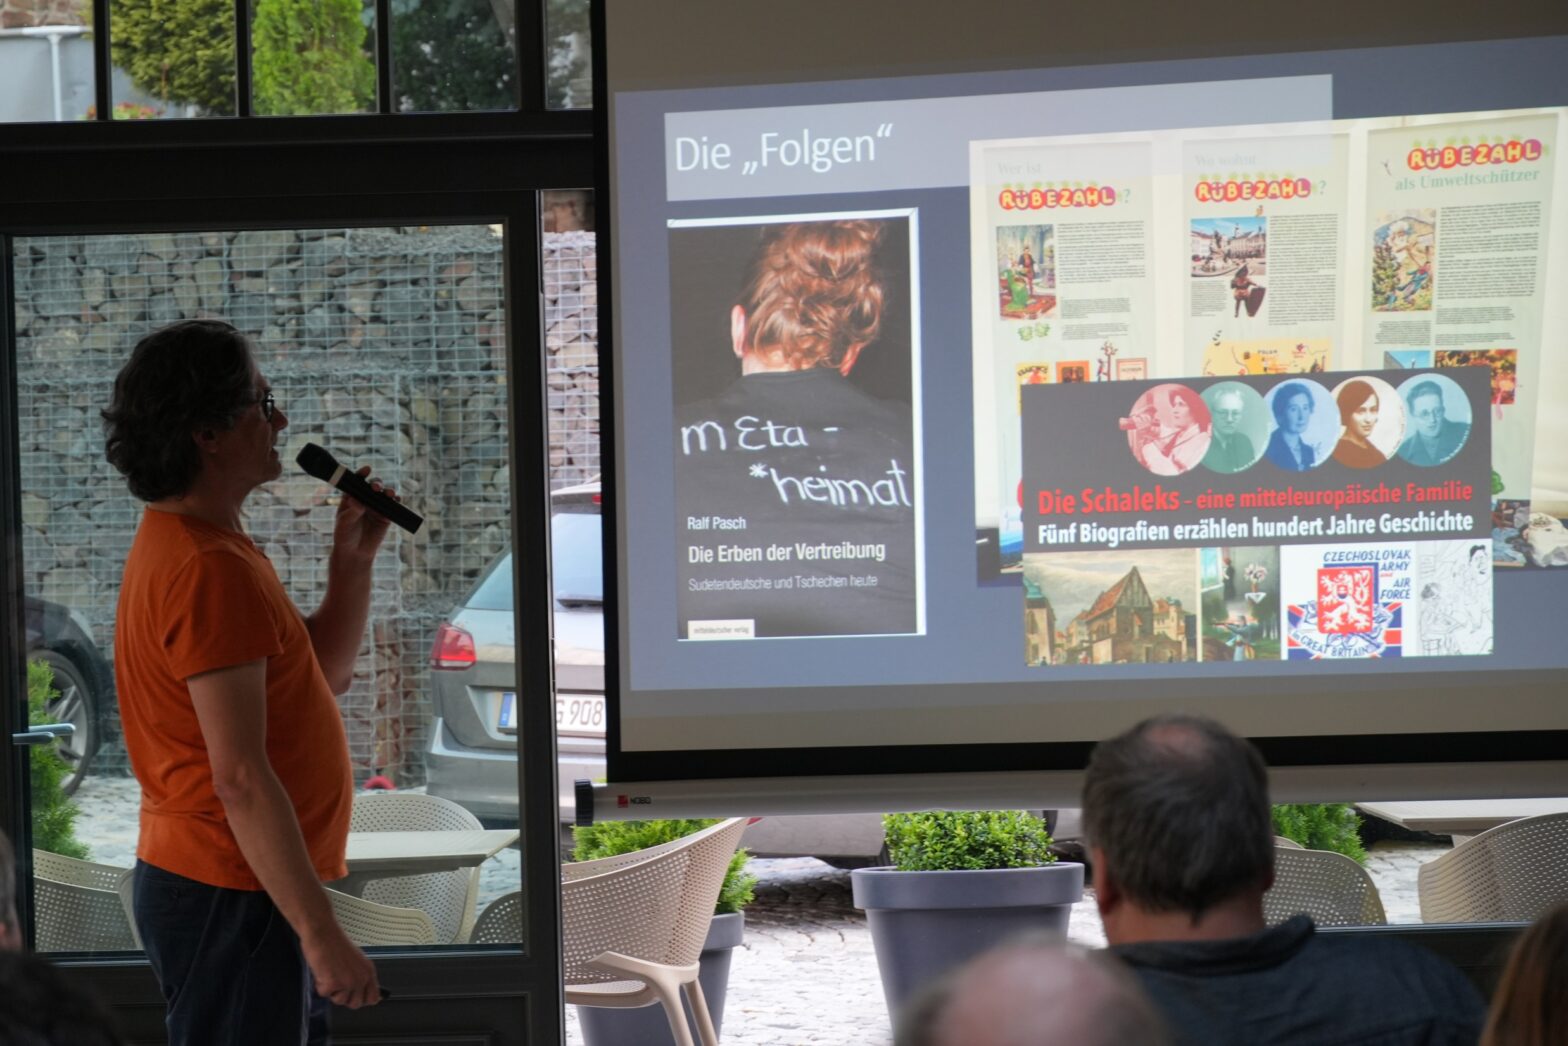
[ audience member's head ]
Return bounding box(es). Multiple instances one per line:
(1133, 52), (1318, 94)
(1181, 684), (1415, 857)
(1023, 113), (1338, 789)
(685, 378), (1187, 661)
(1082, 714), (1274, 942)
(0, 828), (19, 951)
(895, 935), (1170, 1046)
(0, 950), (124, 1045)
(1481, 903), (1568, 1046)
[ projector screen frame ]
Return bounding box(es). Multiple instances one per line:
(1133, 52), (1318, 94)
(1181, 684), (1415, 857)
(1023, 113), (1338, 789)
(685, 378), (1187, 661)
(592, 0), (1568, 800)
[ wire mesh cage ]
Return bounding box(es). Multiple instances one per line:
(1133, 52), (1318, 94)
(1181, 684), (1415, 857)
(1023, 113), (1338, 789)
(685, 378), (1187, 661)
(12, 224), (600, 785)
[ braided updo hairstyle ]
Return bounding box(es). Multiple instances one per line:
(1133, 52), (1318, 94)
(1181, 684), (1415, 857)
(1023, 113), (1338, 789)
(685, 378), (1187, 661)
(738, 220), (885, 373)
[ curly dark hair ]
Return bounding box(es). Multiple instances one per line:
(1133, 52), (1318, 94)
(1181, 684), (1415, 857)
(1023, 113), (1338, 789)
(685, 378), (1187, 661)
(102, 320), (258, 501)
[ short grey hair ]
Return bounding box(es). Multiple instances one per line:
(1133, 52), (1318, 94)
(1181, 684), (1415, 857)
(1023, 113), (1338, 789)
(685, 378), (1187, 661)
(896, 935), (1171, 1046)
(1082, 715), (1273, 920)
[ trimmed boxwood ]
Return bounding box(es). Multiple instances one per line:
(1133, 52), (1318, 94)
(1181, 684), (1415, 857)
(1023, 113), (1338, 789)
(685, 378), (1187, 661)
(883, 810), (1055, 871)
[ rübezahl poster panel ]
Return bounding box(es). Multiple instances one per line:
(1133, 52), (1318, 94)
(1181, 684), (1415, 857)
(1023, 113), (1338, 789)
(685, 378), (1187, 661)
(601, 0), (1568, 779)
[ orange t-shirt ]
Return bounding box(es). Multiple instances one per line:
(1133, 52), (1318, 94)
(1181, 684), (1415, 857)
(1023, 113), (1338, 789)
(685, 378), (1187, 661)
(114, 508), (352, 890)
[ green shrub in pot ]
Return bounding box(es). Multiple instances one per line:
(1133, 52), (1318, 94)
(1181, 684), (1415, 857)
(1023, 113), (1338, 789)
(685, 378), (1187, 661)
(855, 810), (1082, 1017)
(883, 809), (1056, 870)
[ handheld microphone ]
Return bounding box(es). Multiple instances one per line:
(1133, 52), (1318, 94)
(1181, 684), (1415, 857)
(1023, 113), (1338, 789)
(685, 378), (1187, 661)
(295, 443), (423, 535)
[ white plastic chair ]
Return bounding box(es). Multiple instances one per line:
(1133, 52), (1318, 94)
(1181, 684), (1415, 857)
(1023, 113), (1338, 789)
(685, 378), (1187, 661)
(470, 890), (524, 944)
(32, 850), (138, 952)
(1264, 845), (1387, 927)
(1418, 811), (1568, 923)
(326, 889), (439, 946)
(350, 792), (483, 943)
(562, 818), (748, 1046)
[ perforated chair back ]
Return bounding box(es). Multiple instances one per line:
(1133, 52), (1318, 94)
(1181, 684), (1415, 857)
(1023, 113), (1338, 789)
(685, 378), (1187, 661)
(1264, 845), (1387, 927)
(32, 850), (129, 891)
(561, 830), (705, 882)
(1418, 811), (1568, 923)
(350, 792), (483, 943)
(327, 889), (439, 946)
(470, 891), (524, 944)
(561, 817), (747, 988)
(32, 852), (138, 953)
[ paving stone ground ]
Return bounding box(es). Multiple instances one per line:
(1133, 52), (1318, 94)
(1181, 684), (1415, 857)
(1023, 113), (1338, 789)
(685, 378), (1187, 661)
(67, 778), (1448, 1045)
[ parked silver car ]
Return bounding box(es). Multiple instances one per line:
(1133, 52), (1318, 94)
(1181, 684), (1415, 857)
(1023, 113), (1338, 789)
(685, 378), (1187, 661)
(424, 482), (886, 863)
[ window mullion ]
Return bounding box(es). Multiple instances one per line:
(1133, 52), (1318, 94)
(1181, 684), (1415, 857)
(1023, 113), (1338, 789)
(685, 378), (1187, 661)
(233, 0), (253, 117)
(375, 0), (394, 114)
(91, 0), (111, 120)
(516, 0), (544, 113)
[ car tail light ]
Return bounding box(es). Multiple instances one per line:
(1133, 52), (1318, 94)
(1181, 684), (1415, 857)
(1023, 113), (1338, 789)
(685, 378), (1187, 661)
(430, 622), (476, 669)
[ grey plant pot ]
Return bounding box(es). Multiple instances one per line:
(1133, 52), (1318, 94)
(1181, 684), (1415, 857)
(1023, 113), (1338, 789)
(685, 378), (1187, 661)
(851, 863), (1084, 1017)
(577, 910), (745, 1046)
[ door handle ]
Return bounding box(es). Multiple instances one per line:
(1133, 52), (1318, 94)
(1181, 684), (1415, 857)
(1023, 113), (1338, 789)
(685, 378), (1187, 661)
(11, 723), (75, 745)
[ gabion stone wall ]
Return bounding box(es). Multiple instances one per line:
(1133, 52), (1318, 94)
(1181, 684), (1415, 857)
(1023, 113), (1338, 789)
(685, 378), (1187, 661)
(14, 225), (600, 785)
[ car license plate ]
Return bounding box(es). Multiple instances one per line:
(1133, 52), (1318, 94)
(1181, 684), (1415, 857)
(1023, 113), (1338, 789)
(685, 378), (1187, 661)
(497, 692), (606, 736)
(497, 692), (517, 731)
(557, 694), (607, 736)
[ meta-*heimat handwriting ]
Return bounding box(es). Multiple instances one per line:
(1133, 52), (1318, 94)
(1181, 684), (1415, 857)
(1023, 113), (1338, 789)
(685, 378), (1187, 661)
(681, 415), (913, 509)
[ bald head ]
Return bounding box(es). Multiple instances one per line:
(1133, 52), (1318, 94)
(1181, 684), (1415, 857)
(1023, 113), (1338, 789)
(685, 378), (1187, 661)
(1082, 714), (1273, 920)
(897, 938), (1170, 1046)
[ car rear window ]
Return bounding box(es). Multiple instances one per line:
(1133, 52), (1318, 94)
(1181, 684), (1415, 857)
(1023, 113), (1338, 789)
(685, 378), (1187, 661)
(466, 511), (604, 610)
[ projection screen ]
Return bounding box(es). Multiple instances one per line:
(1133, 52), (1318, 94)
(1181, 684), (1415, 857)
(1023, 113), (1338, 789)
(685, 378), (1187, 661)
(596, 0), (1568, 800)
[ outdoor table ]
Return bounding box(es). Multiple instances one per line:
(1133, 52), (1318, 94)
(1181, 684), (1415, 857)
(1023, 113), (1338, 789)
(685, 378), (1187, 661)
(336, 828), (520, 897)
(1355, 798), (1568, 840)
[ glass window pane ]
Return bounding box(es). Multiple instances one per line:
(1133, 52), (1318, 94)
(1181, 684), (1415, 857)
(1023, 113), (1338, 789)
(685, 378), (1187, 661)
(0, 18), (95, 123)
(251, 0), (377, 116)
(108, 0), (236, 118)
(12, 225), (524, 954)
(545, 0), (589, 109)
(392, 0), (517, 113)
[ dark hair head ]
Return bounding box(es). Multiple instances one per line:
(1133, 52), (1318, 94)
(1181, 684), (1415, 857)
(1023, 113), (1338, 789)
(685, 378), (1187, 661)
(101, 321), (258, 501)
(1271, 382), (1315, 425)
(1082, 715), (1273, 920)
(1167, 386), (1209, 432)
(1406, 380), (1444, 410)
(1336, 380), (1378, 425)
(1481, 904), (1568, 1046)
(738, 220), (885, 372)
(0, 950), (125, 1045)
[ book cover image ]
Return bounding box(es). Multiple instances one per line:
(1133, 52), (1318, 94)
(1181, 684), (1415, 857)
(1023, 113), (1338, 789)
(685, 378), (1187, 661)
(669, 210), (924, 641)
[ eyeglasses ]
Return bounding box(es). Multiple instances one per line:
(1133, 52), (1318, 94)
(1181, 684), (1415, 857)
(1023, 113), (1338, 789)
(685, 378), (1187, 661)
(255, 391), (276, 421)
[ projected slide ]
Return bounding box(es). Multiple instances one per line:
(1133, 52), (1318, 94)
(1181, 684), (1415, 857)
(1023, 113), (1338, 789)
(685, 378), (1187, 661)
(603, 11), (1568, 758)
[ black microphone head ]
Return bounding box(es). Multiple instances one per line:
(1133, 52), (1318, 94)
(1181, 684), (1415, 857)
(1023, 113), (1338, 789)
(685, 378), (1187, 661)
(295, 442), (340, 482)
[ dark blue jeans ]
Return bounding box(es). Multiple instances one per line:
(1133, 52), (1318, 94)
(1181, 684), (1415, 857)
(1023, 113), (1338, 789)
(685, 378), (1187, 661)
(132, 861), (331, 1046)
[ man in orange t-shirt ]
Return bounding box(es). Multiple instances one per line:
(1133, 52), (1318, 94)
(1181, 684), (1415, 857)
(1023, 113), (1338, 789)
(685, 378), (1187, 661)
(104, 320), (394, 1044)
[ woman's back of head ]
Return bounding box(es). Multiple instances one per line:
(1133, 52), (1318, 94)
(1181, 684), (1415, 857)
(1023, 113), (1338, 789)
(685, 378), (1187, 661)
(1482, 903), (1568, 1046)
(740, 220), (885, 372)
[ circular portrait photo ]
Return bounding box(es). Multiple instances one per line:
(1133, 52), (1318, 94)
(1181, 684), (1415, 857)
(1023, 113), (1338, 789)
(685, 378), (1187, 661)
(1397, 373), (1472, 467)
(1262, 379), (1335, 472)
(1200, 381), (1267, 473)
(1124, 384), (1212, 476)
(1330, 375), (1405, 469)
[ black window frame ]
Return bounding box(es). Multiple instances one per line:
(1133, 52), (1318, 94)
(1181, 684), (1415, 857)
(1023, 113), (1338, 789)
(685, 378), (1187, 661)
(0, 2), (591, 1028)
